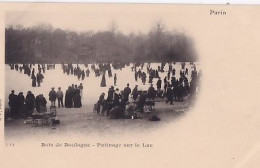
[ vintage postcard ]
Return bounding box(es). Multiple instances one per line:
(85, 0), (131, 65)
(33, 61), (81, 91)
(0, 3), (259, 168)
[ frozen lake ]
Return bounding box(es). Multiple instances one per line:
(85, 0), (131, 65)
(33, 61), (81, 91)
(5, 62), (200, 107)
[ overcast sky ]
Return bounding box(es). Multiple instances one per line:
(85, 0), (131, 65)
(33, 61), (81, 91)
(5, 4), (196, 34)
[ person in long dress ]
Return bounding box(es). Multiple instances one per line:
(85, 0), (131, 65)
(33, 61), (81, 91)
(100, 74), (106, 87)
(73, 89), (82, 108)
(25, 91), (35, 116)
(65, 86), (73, 108)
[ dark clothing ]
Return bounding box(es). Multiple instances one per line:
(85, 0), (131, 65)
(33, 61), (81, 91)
(147, 86), (156, 99)
(132, 87), (138, 100)
(107, 89), (114, 102)
(114, 75), (117, 85)
(156, 79), (162, 89)
(100, 74), (106, 87)
(36, 73), (44, 87)
(17, 94), (25, 117)
(25, 93), (35, 116)
(35, 95), (47, 113)
(49, 90), (57, 101)
(137, 93), (147, 112)
(49, 90), (57, 106)
(8, 93), (17, 108)
(123, 87), (131, 101)
(73, 93), (82, 108)
(113, 93), (120, 107)
(65, 90), (73, 108)
(166, 87), (174, 104)
(8, 93), (17, 119)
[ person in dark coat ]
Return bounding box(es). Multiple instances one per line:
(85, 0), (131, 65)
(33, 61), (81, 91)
(113, 88), (120, 107)
(36, 72), (44, 87)
(73, 91), (82, 108)
(25, 91), (35, 116)
(156, 77), (162, 92)
(49, 87), (57, 106)
(31, 68), (35, 79)
(176, 83), (184, 102)
(123, 83), (131, 102)
(185, 68), (188, 75)
(108, 69), (112, 78)
(147, 84), (156, 100)
(107, 86), (114, 102)
(100, 74), (106, 87)
(141, 72), (146, 85)
(31, 73), (37, 87)
(86, 69), (90, 77)
(114, 73), (117, 86)
(136, 92), (147, 112)
(134, 71), (138, 81)
(132, 85), (138, 100)
(8, 90), (17, 119)
(166, 85), (174, 105)
(35, 94), (47, 113)
(81, 70), (85, 80)
(17, 92), (25, 118)
(65, 86), (73, 108)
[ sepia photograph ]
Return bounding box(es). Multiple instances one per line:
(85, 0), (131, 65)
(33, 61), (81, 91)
(1, 3), (260, 168)
(4, 9), (201, 139)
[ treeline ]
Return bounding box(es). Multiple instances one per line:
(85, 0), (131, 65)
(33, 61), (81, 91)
(5, 23), (198, 64)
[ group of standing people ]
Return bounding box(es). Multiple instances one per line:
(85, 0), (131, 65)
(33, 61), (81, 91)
(8, 90), (48, 119)
(64, 83), (83, 108)
(8, 63), (56, 87)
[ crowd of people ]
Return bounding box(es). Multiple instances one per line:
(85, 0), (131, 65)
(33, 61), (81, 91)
(61, 63), (118, 81)
(8, 90), (47, 119)
(7, 62), (200, 120)
(8, 63), (56, 87)
(64, 83), (83, 108)
(95, 62), (200, 117)
(7, 82), (84, 119)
